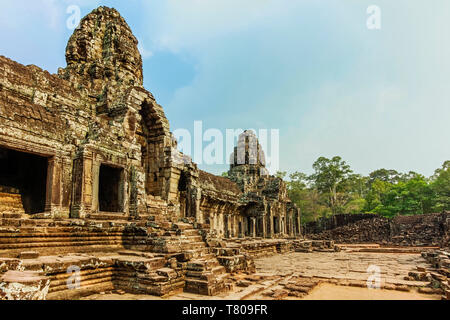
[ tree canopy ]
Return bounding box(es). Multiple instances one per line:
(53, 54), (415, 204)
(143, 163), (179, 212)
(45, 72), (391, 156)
(284, 158), (450, 224)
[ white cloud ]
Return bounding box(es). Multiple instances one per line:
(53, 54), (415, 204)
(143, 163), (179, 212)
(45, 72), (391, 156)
(142, 0), (299, 52)
(137, 38), (153, 59)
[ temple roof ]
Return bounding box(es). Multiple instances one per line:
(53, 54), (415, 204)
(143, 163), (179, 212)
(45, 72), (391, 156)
(198, 170), (242, 196)
(65, 6), (143, 86)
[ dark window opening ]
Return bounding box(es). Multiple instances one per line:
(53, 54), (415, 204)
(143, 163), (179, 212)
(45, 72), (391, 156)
(178, 171), (187, 191)
(247, 217), (252, 236)
(273, 216), (279, 234)
(0, 147), (48, 214)
(99, 164), (123, 213)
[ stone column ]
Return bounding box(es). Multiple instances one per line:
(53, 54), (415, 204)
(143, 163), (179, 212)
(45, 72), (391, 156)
(44, 156), (64, 217)
(268, 213), (274, 238)
(194, 189), (203, 223)
(91, 161), (100, 213)
(262, 215), (267, 238)
(60, 157), (73, 217)
(226, 215), (231, 238)
(70, 151), (93, 218)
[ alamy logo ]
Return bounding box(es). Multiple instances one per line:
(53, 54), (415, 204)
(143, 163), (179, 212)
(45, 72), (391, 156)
(66, 265), (81, 290)
(66, 5), (81, 30)
(366, 264), (381, 289)
(367, 5), (382, 30)
(173, 122), (280, 173)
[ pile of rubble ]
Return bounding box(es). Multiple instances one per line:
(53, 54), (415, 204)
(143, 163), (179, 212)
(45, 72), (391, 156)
(306, 212), (449, 247)
(214, 247), (256, 274)
(391, 214), (450, 247)
(420, 249), (450, 300)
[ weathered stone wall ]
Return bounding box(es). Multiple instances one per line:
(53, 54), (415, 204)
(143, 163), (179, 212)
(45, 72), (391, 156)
(305, 212), (450, 247)
(0, 7), (180, 220)
(304, 214), (380, 234)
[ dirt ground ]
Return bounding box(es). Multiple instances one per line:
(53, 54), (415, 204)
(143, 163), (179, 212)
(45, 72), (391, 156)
(82, 248), (441, 300)
(300, 283), (438, 300)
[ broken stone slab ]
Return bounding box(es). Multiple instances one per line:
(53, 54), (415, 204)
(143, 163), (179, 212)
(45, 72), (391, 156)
(236, 280), (252, 287)
(416, 266), (426, 272)
(156, 268), (178, 280)
(271, 289), (289, 299)
(18, 251), (40, 259)
(0, 271), (50, 300)
(284, 283), (313, 293)
(394, 285), (410, 292)
(244, 275), (263, 282)
(0, 258), (22, 273)
(418, 287), (443, 295)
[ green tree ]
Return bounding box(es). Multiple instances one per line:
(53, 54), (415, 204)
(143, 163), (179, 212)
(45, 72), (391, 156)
(399, 171), (424, 183)
(308, 156), (353, 214)
(364, 179), (392, 212)
(344, 174), (370, 198)
(368, 176), (435, 217)
(275, 171), (287, 179)
(369, 169), (401, 185)
(286, 171), (329, 223)
(431, 161), (450, 211)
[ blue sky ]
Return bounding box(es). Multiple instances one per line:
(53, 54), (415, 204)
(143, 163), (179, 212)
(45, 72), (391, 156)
(1, 0), (449, 177)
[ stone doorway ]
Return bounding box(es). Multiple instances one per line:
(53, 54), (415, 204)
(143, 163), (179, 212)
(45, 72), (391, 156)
(0, 147), (48, 214)
(273, 216), (280, 234)
(98, 164), (124, 213)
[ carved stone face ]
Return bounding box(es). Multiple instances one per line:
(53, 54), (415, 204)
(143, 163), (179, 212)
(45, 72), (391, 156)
(65, 6), (143, 86)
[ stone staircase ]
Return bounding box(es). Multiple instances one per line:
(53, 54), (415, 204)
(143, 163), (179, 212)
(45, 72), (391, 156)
(0, 197), (233, 298)
(147, 219), (232, 296)
(0, 190), (25, 214)
(1, 249), (187, 300)
(0, 212), (135, 257)
(139, 195), (179, 222)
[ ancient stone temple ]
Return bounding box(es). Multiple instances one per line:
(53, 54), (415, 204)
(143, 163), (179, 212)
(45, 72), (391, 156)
(179, 130), (300, 239)
(0, 7), (300, 299)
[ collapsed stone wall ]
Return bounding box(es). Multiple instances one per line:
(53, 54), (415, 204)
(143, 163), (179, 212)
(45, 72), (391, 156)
(305, 212), (450, 247)
(303, 214), (379, 234)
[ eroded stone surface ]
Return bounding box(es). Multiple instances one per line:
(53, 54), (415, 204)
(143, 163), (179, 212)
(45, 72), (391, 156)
(0, 271), (50, 300)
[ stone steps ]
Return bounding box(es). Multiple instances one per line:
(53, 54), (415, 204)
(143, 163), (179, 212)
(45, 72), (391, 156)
(4, 252), (185, 300)
(179, 226), (231, 296)
(0, 193), (26, 214)
(0, 212), (232, 298)
(0, 218), (60, 227)
(144, 217), (233, 296)
(0, 217), (148, 257)
(86, 212), (130, 221)
(0, 213), (26, 219)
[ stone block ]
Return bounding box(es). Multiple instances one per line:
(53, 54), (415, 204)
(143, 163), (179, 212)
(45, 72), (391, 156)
(18, 251), (40, 259)
(0, 271), (50, 300)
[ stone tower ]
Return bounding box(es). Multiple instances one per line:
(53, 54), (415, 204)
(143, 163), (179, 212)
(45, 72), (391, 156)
(59, 6), (144, 116)
(228, 130), (270, 192)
